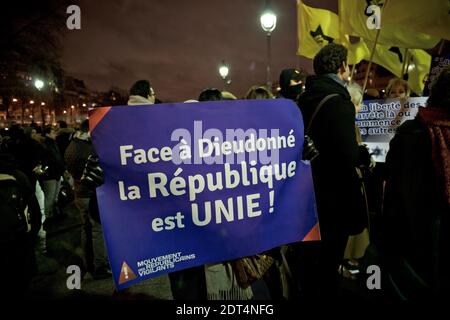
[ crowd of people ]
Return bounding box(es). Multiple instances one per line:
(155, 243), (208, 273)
(1, 43), (449, 300)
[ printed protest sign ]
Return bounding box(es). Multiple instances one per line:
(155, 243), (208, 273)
(90, 99), (319, 289)
(357, 97), (427, 162)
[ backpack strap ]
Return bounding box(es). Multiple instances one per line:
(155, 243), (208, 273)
(305, 93), (339, 134)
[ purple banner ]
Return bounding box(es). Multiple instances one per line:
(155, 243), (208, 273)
(90, 99), (319, 290)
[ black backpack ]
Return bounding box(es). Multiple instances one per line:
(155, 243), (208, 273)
(0, 173), (30, 243)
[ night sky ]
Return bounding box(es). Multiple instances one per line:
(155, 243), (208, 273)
(62, 0), (335, 102)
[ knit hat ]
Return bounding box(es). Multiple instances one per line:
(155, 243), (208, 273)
(279, 68), (302, 91)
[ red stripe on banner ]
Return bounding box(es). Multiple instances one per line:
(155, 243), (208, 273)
(89, 107), (111, 132)
(302, 223), (321, 241)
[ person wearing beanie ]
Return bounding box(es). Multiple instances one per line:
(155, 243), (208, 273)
(278, 68), (304, 101)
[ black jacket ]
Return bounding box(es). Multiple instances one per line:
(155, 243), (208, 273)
(298, 75), (369, 237)
(383, 118), (449, 298)
(65, 135), (96, 198)
(42, 137), (65, 180)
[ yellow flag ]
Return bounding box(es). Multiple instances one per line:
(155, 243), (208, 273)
(359, 40), (431, 95)
(297, 1), (376, 65)
(339, 0), (440, 49)
(296, 0), (431, 95)
(297, 0), (341, 59)
(382, 0), (450, 41)
(405, 49), (432, 96)
(342, 36), (370, 65)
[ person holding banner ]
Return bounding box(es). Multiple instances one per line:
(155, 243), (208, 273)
(65, 120), (110, 279)
(382, 65), (450, 299)
(198, 88), (223, 101)
(296, 43), (371, 297)
(245, 85), (274, 100)
(127, 80), (156, 106)
(167, 88), (225, 300)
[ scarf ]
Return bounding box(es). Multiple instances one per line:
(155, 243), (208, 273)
(417, 107), (450, 207)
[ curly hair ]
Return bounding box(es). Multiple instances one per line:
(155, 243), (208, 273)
(129, 80), (150, 97)
(313, 43), (348, 75)
(386, 78), (410, 98)
(428, 65), (450, 110)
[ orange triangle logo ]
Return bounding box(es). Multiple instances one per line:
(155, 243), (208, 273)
(118, 261), (137, 285)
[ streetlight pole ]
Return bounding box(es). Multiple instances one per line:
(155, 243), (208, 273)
(71, 105), (75, 124)
(34, 78), (45, 125)
(29, 100), (34, 125)
(260, 2), (277, 91)
(266, 32), (272, 90)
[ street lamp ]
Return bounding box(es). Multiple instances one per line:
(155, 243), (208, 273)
(219, 60), (231, 90)
(34, 79), (44, 90)
(33, 79), (46, 124)
(260, 2), (277, 90)
(70, 105), (75, 124)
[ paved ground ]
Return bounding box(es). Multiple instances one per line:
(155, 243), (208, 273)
(25, 202), (386, 301)
(26, 202), (173, 300)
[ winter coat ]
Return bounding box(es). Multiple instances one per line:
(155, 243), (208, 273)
(297, 75), (370, 238)
(383, 117), (450, 298)
(42, 137), (65, 180)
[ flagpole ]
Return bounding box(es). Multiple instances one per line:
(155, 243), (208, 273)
(438, 39), (446, 55)
(401, 49), (409, 76)
(296, 0), (302, 69)
(362, 28), (381, 95)
(350, 63), (356, 83)
(404, 53), (412, 79)
(362, 0), (390, 95)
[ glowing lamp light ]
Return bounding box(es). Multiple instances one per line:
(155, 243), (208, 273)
(219, 65), (229, 79)
(260, 11), (277, 33)
(34, 79), (44, 90)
